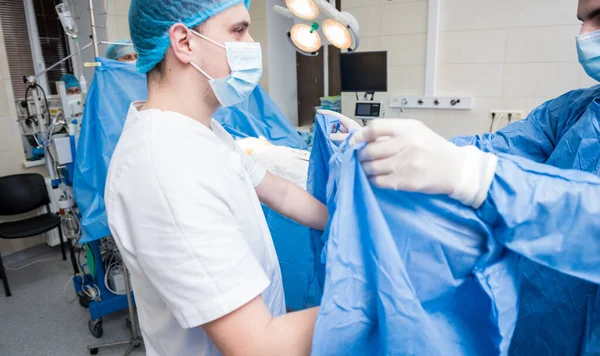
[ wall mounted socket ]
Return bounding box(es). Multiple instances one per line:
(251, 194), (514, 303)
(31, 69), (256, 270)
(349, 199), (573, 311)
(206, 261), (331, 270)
(489, 110), (525, 132)
(489, 110), (525, 122)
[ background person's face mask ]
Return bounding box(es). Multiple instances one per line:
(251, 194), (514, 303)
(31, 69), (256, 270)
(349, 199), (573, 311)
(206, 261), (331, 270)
(577, 29), (600, 82)
(189, 29), (263, 107)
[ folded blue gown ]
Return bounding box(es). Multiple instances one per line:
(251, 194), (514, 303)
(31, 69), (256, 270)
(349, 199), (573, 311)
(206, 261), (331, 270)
(310, 113), (520, 355)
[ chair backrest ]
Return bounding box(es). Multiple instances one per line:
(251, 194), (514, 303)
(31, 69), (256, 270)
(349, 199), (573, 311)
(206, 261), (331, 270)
(0, 174), (50, 215)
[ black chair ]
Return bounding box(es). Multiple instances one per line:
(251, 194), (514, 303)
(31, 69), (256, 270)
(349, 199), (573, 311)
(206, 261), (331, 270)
(0, 174), (66, 297)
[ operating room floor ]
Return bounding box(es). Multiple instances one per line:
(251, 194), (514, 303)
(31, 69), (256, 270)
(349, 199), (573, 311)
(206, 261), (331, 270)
(0, 244), (145, 356)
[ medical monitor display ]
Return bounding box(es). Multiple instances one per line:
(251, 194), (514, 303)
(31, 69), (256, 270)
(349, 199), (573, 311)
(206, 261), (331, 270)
(340, 51), (388, 92)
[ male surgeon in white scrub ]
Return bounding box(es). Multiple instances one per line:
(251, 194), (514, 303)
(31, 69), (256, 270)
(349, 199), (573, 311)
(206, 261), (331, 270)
(105, 1), (328, 355)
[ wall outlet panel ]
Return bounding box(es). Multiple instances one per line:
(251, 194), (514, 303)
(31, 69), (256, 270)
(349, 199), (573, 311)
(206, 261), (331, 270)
(389, 96), (473, 110)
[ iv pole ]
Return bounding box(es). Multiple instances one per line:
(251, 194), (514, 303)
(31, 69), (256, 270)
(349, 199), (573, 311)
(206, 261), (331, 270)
(88, 0), (99, 57)
(83, 1), (144, 355)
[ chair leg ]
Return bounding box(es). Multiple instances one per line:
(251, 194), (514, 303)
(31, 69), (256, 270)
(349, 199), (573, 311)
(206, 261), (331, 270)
(58, 224), (66, 261)
(0, 253), (12, 297)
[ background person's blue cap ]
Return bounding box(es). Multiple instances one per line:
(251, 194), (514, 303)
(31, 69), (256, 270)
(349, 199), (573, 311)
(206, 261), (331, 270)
(61, 73), (80, 90)
(129, 0), (252, 74)
(105, 39), (137, 60)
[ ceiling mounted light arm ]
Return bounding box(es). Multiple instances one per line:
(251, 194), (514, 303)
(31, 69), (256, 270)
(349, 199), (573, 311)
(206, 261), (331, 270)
(314, 0), (338, 18)
(273, 5), (294, 19)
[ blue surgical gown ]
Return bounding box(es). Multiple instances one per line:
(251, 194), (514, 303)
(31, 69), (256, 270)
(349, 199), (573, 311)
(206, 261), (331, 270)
(451, 85), (600, 355)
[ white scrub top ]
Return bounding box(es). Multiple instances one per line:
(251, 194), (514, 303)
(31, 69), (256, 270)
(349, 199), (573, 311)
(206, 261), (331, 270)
(105, 102), (286, 356)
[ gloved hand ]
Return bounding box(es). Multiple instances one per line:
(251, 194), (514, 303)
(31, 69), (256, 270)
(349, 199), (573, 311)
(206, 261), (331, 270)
(350, 119), (498, 209)
(318, 110), (362, 141)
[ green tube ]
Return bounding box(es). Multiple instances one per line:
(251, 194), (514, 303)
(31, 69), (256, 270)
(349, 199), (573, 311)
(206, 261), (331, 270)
(85, 244), (96, 279)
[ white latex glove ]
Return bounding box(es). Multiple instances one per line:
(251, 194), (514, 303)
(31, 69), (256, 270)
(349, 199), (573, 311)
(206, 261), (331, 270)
(350, 119), (498, 209)
(317, 110), (362, 141)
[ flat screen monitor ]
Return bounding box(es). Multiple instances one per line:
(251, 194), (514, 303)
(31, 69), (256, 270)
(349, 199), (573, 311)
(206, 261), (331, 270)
(340, 51), (387, 92)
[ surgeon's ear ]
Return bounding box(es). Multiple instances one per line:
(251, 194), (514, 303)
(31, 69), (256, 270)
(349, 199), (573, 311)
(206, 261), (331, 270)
(169, 23), (194, 65)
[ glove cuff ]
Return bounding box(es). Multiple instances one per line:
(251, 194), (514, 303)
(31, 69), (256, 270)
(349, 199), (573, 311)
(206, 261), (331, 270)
(449, 146), (498, 209)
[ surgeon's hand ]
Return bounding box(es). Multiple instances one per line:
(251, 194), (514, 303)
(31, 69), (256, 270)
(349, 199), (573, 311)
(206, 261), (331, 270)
(318, 110), (362, 141)
(350, 119), (498, 209)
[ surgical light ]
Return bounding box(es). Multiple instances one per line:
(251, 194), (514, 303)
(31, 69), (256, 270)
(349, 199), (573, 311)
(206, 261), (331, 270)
(276, 0), (360, 56)
(322, 19), (352, 49)
(290, 23), (322, 54)
(285, 0), (320, 21)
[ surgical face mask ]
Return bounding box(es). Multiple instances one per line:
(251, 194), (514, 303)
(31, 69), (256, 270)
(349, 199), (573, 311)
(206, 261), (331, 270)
(189, 29), (263, 107)
(577, 30), (600, 82)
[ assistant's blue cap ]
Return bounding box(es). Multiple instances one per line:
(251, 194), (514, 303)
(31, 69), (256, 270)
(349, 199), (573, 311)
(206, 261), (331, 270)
(105, 39), (137, 60)
(61, 73), (80, 90)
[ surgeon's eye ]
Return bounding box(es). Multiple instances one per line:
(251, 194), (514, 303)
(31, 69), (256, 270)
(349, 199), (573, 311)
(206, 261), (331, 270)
(231, 21), (250, 38)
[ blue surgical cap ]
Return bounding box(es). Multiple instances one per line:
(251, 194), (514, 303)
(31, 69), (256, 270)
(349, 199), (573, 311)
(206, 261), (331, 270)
(105, 39), (137, 60)
(129, 0), (252, 74)
(61, 73), (80, 90)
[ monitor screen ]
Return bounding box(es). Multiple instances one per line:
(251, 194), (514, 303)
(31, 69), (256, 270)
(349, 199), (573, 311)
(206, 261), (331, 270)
(355, 102), (381, 118)
(340, 51), (388, 92)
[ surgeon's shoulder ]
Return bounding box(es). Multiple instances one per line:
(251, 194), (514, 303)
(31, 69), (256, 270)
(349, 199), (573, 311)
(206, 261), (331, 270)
(146, 112), (229, 174)
(142, 111), (215, 151)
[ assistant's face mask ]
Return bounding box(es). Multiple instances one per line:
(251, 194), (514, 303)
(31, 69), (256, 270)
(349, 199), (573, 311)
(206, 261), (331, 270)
(189, 29), (263, 107)
(577, 29), (600, 82)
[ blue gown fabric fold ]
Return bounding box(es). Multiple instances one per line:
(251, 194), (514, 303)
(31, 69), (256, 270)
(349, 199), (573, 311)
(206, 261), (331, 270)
(452, 85), (600, 355)
(74, 58), (147, 243)
(311, 113), (520, 355)
(306, 114), (342, 301)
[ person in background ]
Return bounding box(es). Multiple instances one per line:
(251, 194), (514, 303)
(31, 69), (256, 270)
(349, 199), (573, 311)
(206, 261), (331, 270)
(336, 0), (600, 353)
(105, 1), (327, 355)
(105, 39), (138, 63)
(61, 73), (81, 95)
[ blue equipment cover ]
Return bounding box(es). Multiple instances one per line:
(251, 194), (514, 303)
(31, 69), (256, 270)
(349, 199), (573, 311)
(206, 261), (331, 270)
(73, 57), (314, 310)
(216, 85), (307, 150)
(452, 85), (600, 355)
(310, 114), (520, 355)
(262, 207), (320, 309)
(74, 58), (147, 243)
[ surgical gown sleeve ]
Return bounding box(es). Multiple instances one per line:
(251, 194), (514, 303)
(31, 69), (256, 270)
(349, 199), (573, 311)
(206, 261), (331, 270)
(448, 88), (600, 283)
(479, 153), (600, 284)
(451, 89), (592, 162)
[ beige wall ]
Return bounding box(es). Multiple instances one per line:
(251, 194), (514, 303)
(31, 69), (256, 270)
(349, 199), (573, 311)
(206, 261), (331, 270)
(250, 0), (269, 91)
(105, 0), (131, 42)
(0, 16), (36, 178)
(341, 0), (597, 138)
